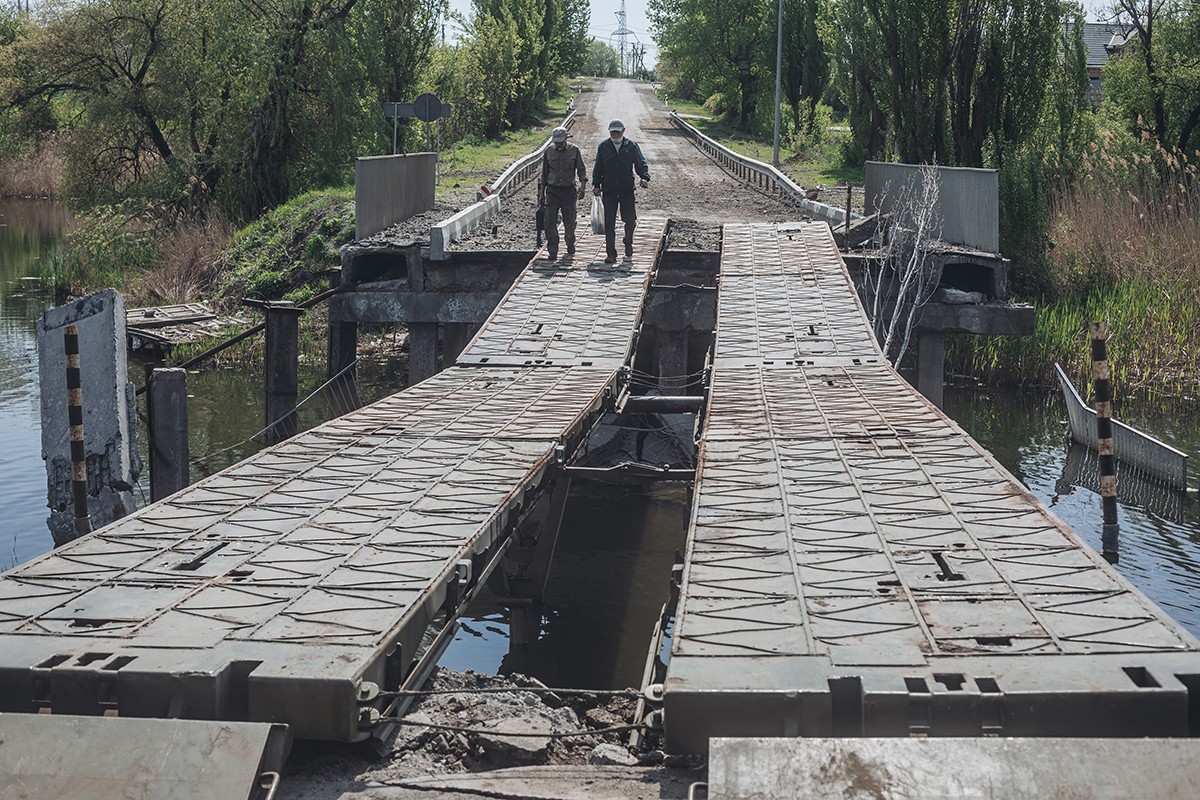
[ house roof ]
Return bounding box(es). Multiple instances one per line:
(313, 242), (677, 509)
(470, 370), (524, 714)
(1077, 21), (1133, 68)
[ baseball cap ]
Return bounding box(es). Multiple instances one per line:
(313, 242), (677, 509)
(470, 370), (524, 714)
(608, 119), (625, 132)
(551, 127), (568, 142)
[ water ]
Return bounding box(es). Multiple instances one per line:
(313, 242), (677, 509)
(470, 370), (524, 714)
(0, 200), (407, 567)
(3, 201), (1199, 687)
(439, 481), (690, 688)
(0, 200), (71, 567)
(943, 385), (1200, 636)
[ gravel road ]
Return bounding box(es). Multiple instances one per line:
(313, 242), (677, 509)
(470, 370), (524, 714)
(368, 79), (803, 253)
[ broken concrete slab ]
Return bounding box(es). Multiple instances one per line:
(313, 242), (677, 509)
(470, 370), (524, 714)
(37, 289), (140, 545)
(286, 766), (700, 800)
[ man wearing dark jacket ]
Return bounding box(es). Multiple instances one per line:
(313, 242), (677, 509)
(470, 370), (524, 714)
(592, 119), (650, 263)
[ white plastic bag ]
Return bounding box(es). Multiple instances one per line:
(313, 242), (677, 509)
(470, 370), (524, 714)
(590, 195), (604, 235)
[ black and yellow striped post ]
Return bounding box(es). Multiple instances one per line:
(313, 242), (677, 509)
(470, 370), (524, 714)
(63, 326), (93, 537)
(1091, 322), (1119, 563)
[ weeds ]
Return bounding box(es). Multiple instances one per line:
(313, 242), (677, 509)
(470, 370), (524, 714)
(951, 134), (1200, 396)
(0, 135), (65, 199)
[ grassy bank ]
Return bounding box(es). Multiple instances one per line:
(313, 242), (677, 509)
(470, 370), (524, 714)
(951, 146), (1200, 397)
(949, 279), (1200, 397)
(0, 135), (64, 199)
(435, 81), (581, 198)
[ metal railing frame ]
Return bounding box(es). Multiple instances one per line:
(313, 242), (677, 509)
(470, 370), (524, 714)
(426, 106), (579, 260)
(668, 112), (859, 227)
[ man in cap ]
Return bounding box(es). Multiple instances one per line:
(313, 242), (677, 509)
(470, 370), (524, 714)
(537, 126), (588, 261)
(592, 119), (650, 263)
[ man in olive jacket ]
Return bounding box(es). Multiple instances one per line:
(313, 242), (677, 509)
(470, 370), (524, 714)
(537, 126), (588, 261)
(592, 119), (650, 263)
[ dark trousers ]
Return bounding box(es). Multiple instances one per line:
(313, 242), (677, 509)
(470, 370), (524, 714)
(545, 186), (577, 254)
(602, 192), (637, 258)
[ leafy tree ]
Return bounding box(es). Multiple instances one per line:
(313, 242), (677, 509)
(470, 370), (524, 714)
(585, 39), (621, 77)
(650, 0), (772, 129)
(833, 0), (1066, 166)
(1104, 0), (1200, 155)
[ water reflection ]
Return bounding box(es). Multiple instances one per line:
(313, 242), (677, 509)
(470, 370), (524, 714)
(439, 481), (689, 689)
(0, 200), (72, 567)
(944, 385), (1200, 636)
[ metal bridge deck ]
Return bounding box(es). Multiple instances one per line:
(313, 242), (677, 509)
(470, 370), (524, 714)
(0, 220), (667, 742)
(663, 223), (1200, 752)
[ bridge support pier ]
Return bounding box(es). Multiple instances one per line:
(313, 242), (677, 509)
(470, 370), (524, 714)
(147, 368), (189, 501)
(407, 323), (438, 385)
(656, 330), (690, 392)
(442, 322), (479, 367)
(265, 302), (304, 444)
(917, 332), (945, 408)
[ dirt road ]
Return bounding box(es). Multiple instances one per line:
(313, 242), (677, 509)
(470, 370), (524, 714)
(452, 78), (801, 252)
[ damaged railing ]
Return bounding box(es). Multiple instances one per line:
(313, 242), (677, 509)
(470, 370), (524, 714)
(428, 108), (578, 260)
(668, 111), (858, 227)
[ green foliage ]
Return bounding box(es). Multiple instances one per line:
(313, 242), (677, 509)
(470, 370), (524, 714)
(47, 206), (159, 298)
(1104, 0), (1200, 155)
(586, 39), (621, 78)
(832, 0), (1063, 166)
(652, 0), (830, 134)
(221, 188), (354, 303)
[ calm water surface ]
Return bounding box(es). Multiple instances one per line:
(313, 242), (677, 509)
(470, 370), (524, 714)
(3, 201), (1199, 687)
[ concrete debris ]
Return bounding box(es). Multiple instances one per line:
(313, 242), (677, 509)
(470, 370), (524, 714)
(279, 668), (658, 799)
(934, 287), (987, 304)
(588, 743), (639, 766)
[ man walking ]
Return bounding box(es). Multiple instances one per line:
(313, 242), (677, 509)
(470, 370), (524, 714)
(537, 126), (587, 261)
(592, 119), (650, 263)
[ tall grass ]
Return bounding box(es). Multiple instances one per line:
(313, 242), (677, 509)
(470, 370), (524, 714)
(950, 135), (1200, 397)
(0, 135), (65, 198)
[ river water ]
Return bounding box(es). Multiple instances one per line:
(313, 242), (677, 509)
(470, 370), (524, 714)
(2, 200), (1199, 689)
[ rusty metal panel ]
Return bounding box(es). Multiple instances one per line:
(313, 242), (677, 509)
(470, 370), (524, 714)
(714, 223), (882, 365)
(0, 375), (627, 740)
(0, 713), (288, 799)
(665, 223), (1200, 753)
(458, 219), (666, 367)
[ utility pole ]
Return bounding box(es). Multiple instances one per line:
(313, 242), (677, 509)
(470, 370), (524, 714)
(772, 0), (783, 165)
(614, 0), (631, 77)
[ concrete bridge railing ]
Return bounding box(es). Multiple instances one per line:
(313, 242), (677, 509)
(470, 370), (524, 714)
(668, 112), (858, 227)
(428, 108), (578, 260)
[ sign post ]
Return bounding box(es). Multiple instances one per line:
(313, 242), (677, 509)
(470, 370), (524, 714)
(385, 95), (452, 178)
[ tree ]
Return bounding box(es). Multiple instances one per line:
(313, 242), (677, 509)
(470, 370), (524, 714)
(1, 0), (447, 218)
(1105, 0), (1200, 155)
(650, 0), (772, 129)
(586, 39), (621, 77)
(834, 0), (1066, 166)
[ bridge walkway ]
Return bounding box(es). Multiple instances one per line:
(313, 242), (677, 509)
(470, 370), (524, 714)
(662, 222), (1200, 752)
(0, 220), (667, 742)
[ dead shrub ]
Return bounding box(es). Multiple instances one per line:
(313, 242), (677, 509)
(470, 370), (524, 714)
(127, 216), (234, 306)
(0, 135), (66, 198)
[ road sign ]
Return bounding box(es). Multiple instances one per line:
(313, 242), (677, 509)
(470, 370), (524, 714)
(384, 102), (415, 119)
(414, 93), (441, 122)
